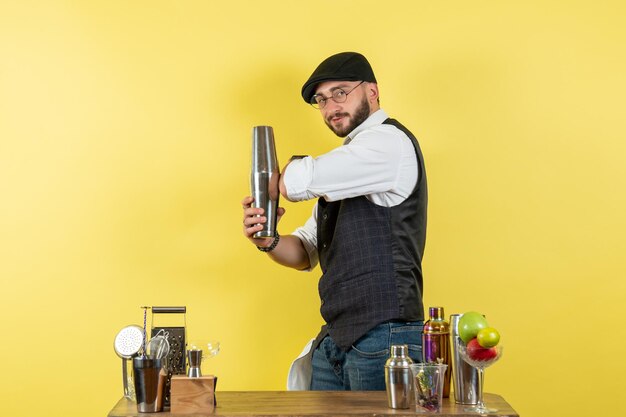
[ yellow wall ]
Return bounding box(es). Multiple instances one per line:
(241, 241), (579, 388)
(1, 1), (624, 416)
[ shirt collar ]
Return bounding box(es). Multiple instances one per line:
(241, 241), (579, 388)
(344, 109), (389, 144)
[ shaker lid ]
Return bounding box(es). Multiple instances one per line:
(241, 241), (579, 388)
(385, 344), (413, 368)
(391, 344), (408, 357)
(429, 306), (445, 319)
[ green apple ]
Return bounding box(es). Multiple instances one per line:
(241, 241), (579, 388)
(477, 327), (500, 348)
(458, 311), (489, 343)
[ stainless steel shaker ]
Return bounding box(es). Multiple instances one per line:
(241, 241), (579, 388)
(250, 126), (280, 238)
(133, 357), (166, 413)
(385, 344), (413, 409)
(450, 314), (479, 404)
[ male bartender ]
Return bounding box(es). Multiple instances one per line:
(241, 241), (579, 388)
(242, 52), (427, 390)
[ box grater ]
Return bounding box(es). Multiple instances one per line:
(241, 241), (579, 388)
(151, 306), (186, 406)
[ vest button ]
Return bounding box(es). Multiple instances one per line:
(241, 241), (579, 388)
(322, 243), (327, 249)
(323, 213), (328, 220)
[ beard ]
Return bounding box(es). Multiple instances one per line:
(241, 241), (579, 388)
(324, 95), (371, 137)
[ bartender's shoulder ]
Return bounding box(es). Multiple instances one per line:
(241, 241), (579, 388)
(352, 125), (406, 148)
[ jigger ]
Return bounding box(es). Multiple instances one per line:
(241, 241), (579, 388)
(251, 126), (280, 238)
(187, 349), (203, 378)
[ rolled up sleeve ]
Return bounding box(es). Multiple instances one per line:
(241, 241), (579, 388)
(283, 156), (316, 201)
(282, 128), (403, 203)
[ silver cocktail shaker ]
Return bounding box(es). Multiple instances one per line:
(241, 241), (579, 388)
(385, 344), (413, 409)
(450, 314), (479, 404)
(250, 126), (280, 238)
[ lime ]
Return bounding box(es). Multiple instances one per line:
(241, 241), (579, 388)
(477, 327), (500, 348)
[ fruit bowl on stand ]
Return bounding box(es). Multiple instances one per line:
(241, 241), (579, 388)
(458, 343), (504, 414)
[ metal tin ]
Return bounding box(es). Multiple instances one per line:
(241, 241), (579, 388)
(133, 357), (166, 413)
(450, 314), (479, 405)
(251, 126), (280, 238)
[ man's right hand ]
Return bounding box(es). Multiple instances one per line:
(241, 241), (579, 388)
(241, 196), (285, 248)
(241, 196), (310, 270)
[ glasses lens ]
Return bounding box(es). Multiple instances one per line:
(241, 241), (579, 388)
(332, 89), (348, 103)
(311, 96), (324, 109)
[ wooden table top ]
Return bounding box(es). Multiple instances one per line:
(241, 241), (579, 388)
(108, 391), (519, 416)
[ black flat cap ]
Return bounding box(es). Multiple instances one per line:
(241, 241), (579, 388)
(301, 52), (377, 104)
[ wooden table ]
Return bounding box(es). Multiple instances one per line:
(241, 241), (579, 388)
(108, 391), (519, 416)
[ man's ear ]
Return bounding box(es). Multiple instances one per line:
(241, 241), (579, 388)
(367, 83), (379, 102)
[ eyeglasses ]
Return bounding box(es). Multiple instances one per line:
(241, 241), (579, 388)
(310, 81), (365, 109)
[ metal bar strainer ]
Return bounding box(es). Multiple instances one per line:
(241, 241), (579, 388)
(114, 325), (144, 398)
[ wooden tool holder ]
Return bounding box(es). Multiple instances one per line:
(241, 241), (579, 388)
(170, 375), (217, 414)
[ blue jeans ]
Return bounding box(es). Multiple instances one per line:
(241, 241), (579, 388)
(311, 321), (423, 390)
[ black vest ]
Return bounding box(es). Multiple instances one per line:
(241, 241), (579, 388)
(316, 118), (427, 350)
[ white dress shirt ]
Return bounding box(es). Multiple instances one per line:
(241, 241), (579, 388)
(284, 109), (418, 269)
